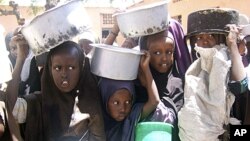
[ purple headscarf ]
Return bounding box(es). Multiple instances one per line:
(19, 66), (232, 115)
(168, 19), (192, 78)
(99, 78), (143, 141)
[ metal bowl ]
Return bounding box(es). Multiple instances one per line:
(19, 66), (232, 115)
(21, 0), (91, 55)
(114, 1), (169, 38)
(186, 8), (239, 38)
(90, 44), (143, 80)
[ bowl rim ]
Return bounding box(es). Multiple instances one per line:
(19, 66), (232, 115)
(113, 0), (169, 17)
(90, 43), (144, 55)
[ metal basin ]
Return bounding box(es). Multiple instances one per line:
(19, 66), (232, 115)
(90, 44), (143, 80)
(114, 1), (169, 38)
(21, 0), (91, 55)
(186, 8), (239, 38)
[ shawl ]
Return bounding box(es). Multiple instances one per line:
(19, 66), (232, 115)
(23, 41), (105, 141)
(99, 78), (143, 141)
(168, 19), (192, 78)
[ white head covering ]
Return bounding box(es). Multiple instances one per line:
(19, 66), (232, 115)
(239, 14), (250, 25)
(239, 14), (250, 39)
(78, 31), (95, 43)
(0, 24), (12, 84)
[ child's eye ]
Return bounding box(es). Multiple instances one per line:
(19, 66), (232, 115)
(55, 66), (61, 71)
(113, 101), (118, 105)
(196, 37), (201, 41)
(208, 34), (213, 38)
(69, 66), (74, 70)
(167, 51), (173, 55)
(125, 101), (131, 105)
(154, 51), (160, 55)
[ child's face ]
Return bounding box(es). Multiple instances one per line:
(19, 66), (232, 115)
(195, 34), (216, 48)
(51, 50), (80, 93)
(107, 89), (132, 121)
(8, 43), (17, 59)
(148, 37), (174, 73)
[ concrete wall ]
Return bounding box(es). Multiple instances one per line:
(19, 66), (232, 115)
(0, 5), (43, 35)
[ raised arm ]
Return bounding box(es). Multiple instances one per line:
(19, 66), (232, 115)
(226, 24), (246, 81)
(104, 14), (120, 45)
(138, 51), (160, 120)
(6, 34), (29, 111)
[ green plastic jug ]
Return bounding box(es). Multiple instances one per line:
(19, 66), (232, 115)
(135, 122), (173, 141)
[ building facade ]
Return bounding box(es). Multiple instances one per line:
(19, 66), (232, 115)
(168, 0), (250, 33)
(1, 0), (249, 45)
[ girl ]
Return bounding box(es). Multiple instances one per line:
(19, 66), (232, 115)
(99, 50), (160, 141)
(136, 29), (186, 141)
(7, 36), (106, 141)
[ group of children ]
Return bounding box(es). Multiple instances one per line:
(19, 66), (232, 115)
(0, 5), (249, 141)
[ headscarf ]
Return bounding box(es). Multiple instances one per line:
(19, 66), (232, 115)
(23, 41), (105, 141)
(4, 32), (13, 52)
(138, 19), (187, 141)
(99, 78), (143, 141)
(140, 19), (191, 79)
(138, 19), (185, 112)
(168, 19), (192, 78)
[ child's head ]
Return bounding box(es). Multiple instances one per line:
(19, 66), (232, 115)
(191, 33), (227, 48)
(99, 78), (134, 121)
(189, 33), (226, 60)
(46, 41), (84, 93)
(140, 31), (175, 73)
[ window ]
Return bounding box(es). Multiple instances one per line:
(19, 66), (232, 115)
(172, 15), (182, 24)
(102, 28), (111, 38)
(102, 14), (114, 25)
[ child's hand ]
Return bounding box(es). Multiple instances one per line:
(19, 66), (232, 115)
(226, 24), (241, 50)
(10, 34), (29, 60)
(138, 51), (150, 87)
(226, 24), (247, 55)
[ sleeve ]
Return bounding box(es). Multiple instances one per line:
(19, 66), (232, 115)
(228, 77), (248, 95)
(12, 97), (27, 124)
(88, 113), (106, 141)
(247, 66), (250, 91)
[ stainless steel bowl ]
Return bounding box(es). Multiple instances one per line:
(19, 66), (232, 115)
(21, 0), (91, 55)
(114, 1), (169, 38)
(90, 44), (143, 80)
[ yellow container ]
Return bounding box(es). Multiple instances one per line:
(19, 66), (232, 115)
(135, 122), (173, 141)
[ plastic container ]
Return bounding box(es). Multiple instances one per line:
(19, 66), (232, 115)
(135, 122), (173, 141)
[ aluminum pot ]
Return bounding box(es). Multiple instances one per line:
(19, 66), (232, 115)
(114, 1), (169, 38)
(186, 8), (239, 38)
(90, 44), (143, 80)
(21, 0), (91, 55)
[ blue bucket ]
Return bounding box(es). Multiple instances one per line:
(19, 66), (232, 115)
(135, 122), (173, 141)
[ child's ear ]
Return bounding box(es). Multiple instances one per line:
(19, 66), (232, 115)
(237, 41), (247, 55)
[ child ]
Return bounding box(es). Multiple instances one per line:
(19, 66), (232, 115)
(0, 24), (22, 141)
(6, 35), (106, 141)
(178, 8), (248, 141)
(7, 27), (41, 96)
(136, 29), (188, 141)
(99, 50), (160, 141)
